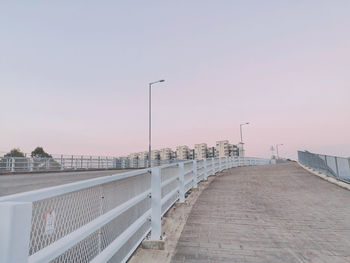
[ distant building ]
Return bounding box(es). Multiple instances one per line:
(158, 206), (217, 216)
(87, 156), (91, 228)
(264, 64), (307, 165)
(138, 152), (148, 160)
(194, 143), (207, 159)
(118, 156), (129, 168)
(128, 153), (139, 168)
(188, 149), (195, 160)
(159, 148), (172, 160)
(151, 150), (160, 160)
(128, 153), (139, 160)
(215, 140), (242, 157)
(176, 145), (190, 159)
(207, 146), (216, 158)
(230, 144), (239, 157)
(215, 140), (230, 157)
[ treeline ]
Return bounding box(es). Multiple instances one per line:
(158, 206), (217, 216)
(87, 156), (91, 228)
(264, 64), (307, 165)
(4, 147), (52, 158)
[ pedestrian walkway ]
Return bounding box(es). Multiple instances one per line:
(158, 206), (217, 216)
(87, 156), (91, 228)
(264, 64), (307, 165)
(172, 162), (350, 263)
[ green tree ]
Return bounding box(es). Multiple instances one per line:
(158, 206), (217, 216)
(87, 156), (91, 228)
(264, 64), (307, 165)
(31, 147), (52, 158)
(5, 148), (25, 157)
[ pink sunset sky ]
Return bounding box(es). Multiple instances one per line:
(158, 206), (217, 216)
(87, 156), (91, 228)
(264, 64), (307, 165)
(1, 1), (349, 160)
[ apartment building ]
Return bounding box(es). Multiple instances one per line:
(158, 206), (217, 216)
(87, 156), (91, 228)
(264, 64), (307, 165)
(194, 143), (207, 159)
(159, 148), (172, 160)
(151, 150), (160, 160)
(128, 153), (139, 160)
(137, 152), (148, 160)
(215, 140), (230, 157)
(176, 145), (190, 159)
(188, 149), (195, 160)
(207, 146), (216, 158)
(230, 144), (239, 157)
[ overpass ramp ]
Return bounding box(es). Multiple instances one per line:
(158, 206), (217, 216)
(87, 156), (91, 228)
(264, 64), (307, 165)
(172, 163), (350, 263)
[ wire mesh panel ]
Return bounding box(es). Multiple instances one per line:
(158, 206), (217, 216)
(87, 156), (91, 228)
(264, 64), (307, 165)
(30, 186), (102, 256)
(0, 157), (270, 263)
(160, 166), (179, 216)
(107, 219), (151, 263)
(184, 162), (193, 174)
(325, 155), (338, 176)
(335, 157), (350, 181)
(29, 171), (151, 262)
(185, 179), (193, 193)
(298, 151), (350, 183)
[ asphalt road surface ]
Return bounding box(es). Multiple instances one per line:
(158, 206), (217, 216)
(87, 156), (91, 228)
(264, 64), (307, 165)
(0, 169), (134, 196)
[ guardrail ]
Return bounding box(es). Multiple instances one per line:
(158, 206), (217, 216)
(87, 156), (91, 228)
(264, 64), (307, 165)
(298, 151), (350, 183)
(0, 156), (182, 174)
(0, 156), (269, 263)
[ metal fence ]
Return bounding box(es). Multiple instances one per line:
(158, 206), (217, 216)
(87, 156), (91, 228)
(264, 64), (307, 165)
(0, 156), (269, 263)
(0, 156), (183, 174)
(298, 151), (350, 183)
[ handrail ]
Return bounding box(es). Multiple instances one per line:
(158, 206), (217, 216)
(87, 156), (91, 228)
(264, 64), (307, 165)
(0, 156), (270, 263)
(298, 150), (350, 183)
(0, 168), (151, 202)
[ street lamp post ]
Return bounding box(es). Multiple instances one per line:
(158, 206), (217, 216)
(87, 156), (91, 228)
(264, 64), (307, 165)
(149, 79), (165, 168)
(239, 122), (249, 157)
(276, 144), (283, 159)
(239, 122), (249, 143)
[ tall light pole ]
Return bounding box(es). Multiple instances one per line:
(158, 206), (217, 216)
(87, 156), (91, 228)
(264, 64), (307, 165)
(149, 79), (165, 168)
(239, 122), (249, 157)
(240, 122), (250, 143)
(276, 144), (283, 159)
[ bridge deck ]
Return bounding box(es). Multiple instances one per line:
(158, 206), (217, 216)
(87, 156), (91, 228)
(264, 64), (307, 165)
(172, 163), (350, 263)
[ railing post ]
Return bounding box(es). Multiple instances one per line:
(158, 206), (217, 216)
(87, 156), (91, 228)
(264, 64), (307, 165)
(225, 157), (228, 169)
(11, 158), (15, 172)
(98, 156), (101, 169)
(70, 155), (73, 169)
(0, 202), (32, 263)
(203, 158), (208, 180)
(60, 155), (64, 171)
(178, 162), (185, 203)
(193, 160), (198, 188)
(335, 157), (340, 179)
(219, 157), (222, 171)
(28, 158), (33, 172)
(212, 157), (215, 174)
(150, 167), (162, 240)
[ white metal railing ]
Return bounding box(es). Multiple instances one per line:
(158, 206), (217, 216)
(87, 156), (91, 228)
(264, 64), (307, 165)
(0, 156), (183, 174)
(298, 151), (350, 183)
(0, 156), (269, 263)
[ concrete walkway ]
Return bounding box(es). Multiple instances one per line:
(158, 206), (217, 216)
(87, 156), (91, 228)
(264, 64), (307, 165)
(172, 162), (350, 263)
